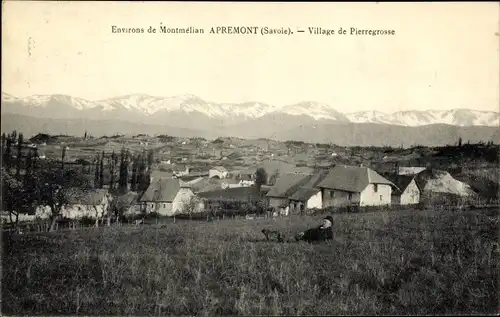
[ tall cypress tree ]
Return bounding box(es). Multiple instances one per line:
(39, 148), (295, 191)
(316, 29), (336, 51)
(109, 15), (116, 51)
(145, 154), (152, 189)
(130, 154), (138, 192)
(138, 153), (149, 192)
(16, 133), (24, 178)
(4, 133), (12, 170)
(147, 150), (154, 170)
(123, 150), (130, 193)
(118, 148), (125, 191)
(109, 150), (117, 191)
(94, 156), (100, 189)
(32, 147), (39, 173)
(24, 149), (33, 178)
(118, 148), (130, 193)
(61, 145), (67, 171)
(99, 151), (105, 189)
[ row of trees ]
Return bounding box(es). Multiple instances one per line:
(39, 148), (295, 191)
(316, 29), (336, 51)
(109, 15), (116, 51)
(91, 148), (154, 193)
(3, 131), (94, 231)
(1, 130), (157, 231)
(93, 149), (153, 193)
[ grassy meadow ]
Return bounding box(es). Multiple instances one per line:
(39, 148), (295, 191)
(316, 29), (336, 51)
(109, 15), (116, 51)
(2, 208), (499, 315)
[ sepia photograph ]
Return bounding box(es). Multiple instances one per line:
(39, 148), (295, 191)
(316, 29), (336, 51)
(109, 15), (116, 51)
(1, 1), (499, 315)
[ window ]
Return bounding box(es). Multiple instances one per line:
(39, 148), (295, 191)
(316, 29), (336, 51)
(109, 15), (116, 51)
(348, 193), (352, 201)
(163, 204), (166, 208)
(329, 190), (334, 198)
(380, 195), (383, 201)
(374, 184), (378, 192)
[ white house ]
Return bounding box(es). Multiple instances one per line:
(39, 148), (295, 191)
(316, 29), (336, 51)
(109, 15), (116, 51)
(209, 166), (228, 179)
(238, 179), (255, 187)
(388, 175), (421, 205)
(266, 173), (310, 211)
(0, 211), (38, 223)
(173, 165), (190, 177)
(61, 189), (112, 219)
(220, 179), (241, 189)
(139, 178), (199, 216)
(287, 171), (329, 214)
(35, 189), (112, 220)
(265, 171), (328, 215)
(119, 192), (142, 216)
(317, 165), (397, 208)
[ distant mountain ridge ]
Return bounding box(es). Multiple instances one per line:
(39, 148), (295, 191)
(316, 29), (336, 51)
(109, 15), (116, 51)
(2, 113), (499, 148)
(2, 92), (499, 147)
(2, 92), (498, 127)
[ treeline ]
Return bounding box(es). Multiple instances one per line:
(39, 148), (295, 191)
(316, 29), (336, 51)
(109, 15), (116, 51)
(1, 130), (156, 231)
(2, 130), (91, 231)
(1, 131), (38, 178)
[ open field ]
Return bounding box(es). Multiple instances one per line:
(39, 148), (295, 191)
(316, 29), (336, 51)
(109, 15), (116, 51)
(2, 208), (498, 315)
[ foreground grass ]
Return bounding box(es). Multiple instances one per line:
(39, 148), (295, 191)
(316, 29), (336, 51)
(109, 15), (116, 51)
(2, 208), (499, 315)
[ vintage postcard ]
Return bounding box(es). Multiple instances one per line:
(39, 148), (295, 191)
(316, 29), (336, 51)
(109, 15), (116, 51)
(1, 1), (499, 316)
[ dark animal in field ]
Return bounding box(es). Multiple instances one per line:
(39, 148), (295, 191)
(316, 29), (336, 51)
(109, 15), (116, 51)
(295, 227), (333, 243)
(261, 229), (285, 242)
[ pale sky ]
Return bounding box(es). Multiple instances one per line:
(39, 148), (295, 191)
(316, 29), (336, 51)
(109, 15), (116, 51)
(2, 1), (499, 113)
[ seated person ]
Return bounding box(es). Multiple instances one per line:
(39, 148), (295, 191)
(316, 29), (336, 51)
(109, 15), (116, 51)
(295, 216), (334, 243)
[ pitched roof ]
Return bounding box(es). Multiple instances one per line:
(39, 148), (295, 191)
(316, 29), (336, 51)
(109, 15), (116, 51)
(289, 188), (321, 201)
(211, 166), (228, 172)
(317, 165), (396, 193)
(289, 171), (330, 201)
(266, 173), (311, 198)
(139, 178), (186, 202)
(386, 175), (418, 196)
(68, 189), (108, 205)
(119, 191), (140, 205)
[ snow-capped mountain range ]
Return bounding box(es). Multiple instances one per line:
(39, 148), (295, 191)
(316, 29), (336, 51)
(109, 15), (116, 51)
(2, 92), (499, 127)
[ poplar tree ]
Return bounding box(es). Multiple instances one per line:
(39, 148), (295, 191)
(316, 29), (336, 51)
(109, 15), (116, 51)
(99, 151), (105, 189)
(118, 148), (130, 193)
(130, 155), (138, 192)
(94, 156), (100, 189)
(109, 150), (118, 191)
(16, 133), (24, 178)
(137, 153), (149, 192)
(4, 133), (12, 170)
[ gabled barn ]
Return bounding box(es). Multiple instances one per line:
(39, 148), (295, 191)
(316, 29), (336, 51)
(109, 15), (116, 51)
(139, 178), (196, 216)
(388, 175), (421, 205)
(317, 165), (397, 208)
